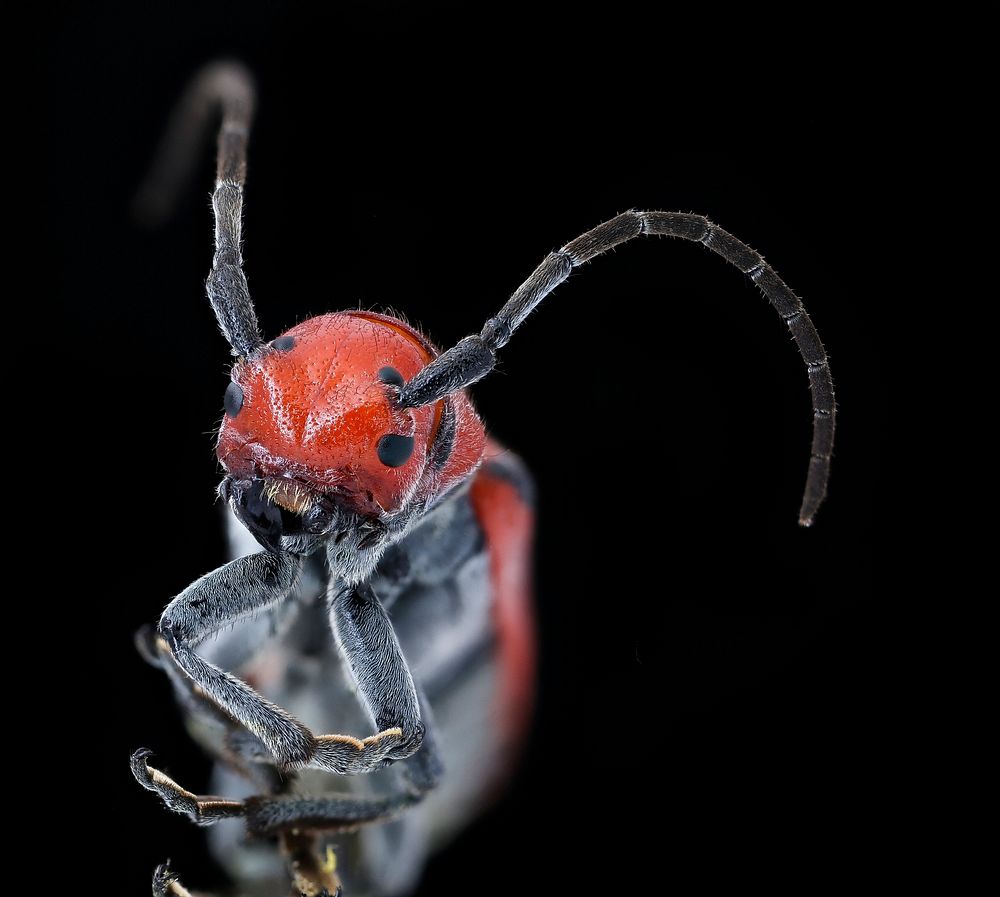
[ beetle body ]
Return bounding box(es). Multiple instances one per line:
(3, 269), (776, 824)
(197, 432), (534, 895)
(132, 62), (834, 897)
(143, 306), (535, 895)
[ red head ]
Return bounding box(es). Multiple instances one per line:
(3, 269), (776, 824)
(217, 311), (486, 552)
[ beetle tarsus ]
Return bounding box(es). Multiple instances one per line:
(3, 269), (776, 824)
(152, 861), (196, 897)
(132, 747), (244, 825)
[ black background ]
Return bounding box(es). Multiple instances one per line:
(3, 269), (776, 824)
(57, 5), (883, 894)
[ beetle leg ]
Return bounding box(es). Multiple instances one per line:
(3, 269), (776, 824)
(152, 550), (319, 768)
(132, 710), (440, 831)
(151, 861), (199, 897)
(142, 550), (428, 775)
(131, 749), (244, 825)
(249, 695), (442, 835)
(151, 856), (339, 897)
(133, 749), (429, 832)
(136, 623), (237, 728)
(136, 621), (288, 785)
(309, 580), (427, 774)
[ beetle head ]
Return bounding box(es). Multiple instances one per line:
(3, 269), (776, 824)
(216, 311), (485, 554)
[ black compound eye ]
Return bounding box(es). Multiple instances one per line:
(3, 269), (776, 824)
(377, 434), (414, 467)
(224, 381), (244, 418)
(378, 366), (405, 387)
(272, 335), (295, 351)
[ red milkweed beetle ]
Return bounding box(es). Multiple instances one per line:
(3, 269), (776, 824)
(131, 62), (835, 897)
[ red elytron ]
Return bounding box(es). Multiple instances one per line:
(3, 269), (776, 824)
(470, 449), (538, 754)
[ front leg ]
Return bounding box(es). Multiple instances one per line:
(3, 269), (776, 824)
(148, 550), (422, 774)
(156, 550), (316, 765)
(320, 580), (424, 770)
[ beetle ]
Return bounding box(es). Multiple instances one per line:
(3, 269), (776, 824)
(131, 62), (835, 897)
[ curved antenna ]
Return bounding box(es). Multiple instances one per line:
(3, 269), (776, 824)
(136, 62), (262, 357)
(398, 211), (835, 526)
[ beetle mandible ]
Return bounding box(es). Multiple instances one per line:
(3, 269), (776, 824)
(131, 62), (836, 897)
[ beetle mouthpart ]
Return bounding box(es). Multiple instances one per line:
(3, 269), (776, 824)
(263, 478), (315, 516)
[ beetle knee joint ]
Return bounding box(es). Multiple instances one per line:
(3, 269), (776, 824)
(397, 720), (425, 758)
(156, 615), (185, 653)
